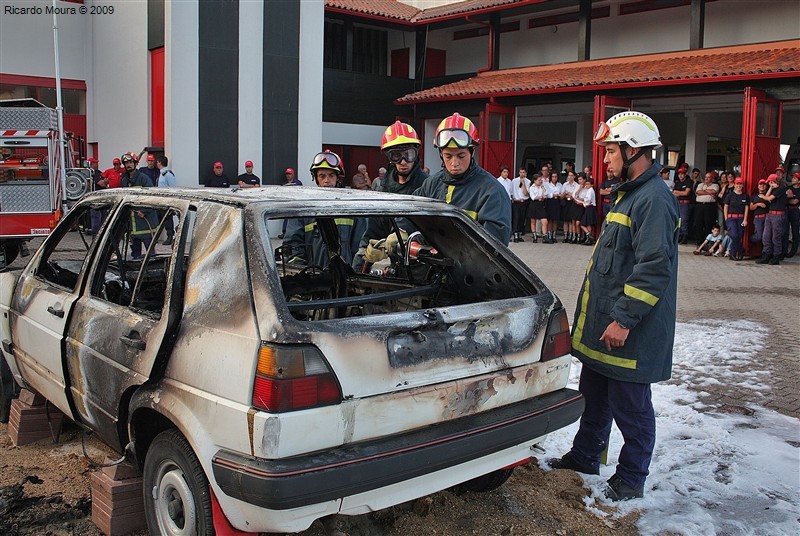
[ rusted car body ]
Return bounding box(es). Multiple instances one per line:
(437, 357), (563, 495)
(0, 187), (582, 533)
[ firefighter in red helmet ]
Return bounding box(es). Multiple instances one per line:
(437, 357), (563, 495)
(413, 113), (511, 245)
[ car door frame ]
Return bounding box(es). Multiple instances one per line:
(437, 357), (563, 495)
(64, 197), (192, 450)
(8, 199), (115, 420)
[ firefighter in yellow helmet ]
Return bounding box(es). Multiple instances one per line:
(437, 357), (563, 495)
(412, 113), (511, 245)
(282, 150), (365, 267)
(352, 122), (431, 271)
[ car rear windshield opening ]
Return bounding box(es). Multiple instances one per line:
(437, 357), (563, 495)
(268, 214), (537, 321)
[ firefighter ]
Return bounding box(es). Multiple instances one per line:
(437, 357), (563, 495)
(282, 151), (364, 267)
(120, 152), (157, 259)
(353, 121), (429, 271)
(413, 113), (511, 245)
(548, 111), (679, 502)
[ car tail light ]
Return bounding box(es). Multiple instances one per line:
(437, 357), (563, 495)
(540, 308), (571, 362)
(252, 343), (342, 412)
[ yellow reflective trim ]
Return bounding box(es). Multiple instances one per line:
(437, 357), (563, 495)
(334, 218), (354, 226)
(463, 209), (478, 220)
(616, 191), (625, 204)
(445, 185), (455, 204)
(304, 222), (317, 232)
(676, 218), (681, 232)
(607, 114), (658, 135)
(572, 339), (638, 370)
(571, 270), (638, 371)
(606, 212), (631, 227)
(624, 284), (659, 306)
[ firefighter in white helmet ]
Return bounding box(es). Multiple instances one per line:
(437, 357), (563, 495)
(548, 111), (680, 502)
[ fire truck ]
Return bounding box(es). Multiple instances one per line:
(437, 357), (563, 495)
(0, 99), (91, 269)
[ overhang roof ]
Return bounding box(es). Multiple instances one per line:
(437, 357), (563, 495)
(396, 40), (800, 104)
(325, 0), (547, 24)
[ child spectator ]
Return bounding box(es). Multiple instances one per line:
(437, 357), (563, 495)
(693, 224), (724, 256)
(576, 178), (598, 245)
(750, 179), (770, 244)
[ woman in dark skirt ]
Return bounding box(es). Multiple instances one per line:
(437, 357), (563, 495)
(569, 175), (586, 242)
(561, 171), (581, 243)
(527, 174), (548, 242)
(578, 178), (598, 245)
(544, 172), (562, 243)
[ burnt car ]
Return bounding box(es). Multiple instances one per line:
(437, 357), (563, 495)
(0, 186), (582, 534)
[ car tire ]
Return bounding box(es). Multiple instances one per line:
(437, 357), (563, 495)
(0, 241), (20, 271)
(143, 429), (214, 536)
(456, 467), (515, 493)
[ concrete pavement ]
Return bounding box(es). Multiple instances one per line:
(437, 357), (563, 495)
(509, 238), (800, 419)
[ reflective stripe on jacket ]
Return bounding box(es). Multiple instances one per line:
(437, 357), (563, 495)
(571, 163), (679, 383)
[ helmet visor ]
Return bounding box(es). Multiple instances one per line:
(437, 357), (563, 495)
(593, 122), (611, 143)
(312, 151), (341, 169)
(385, 147), (418, 164)
(435, 129), (472, 149)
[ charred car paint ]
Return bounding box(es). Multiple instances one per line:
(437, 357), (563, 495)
(0, 186), (583, 534)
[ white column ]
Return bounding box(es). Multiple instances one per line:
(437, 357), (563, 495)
(575, 115), (593, 171)
(685, 112), (707, 171)
(165, 1), (199, 187)
(297, 0), (325, 187)
(238, 2), (264, 178)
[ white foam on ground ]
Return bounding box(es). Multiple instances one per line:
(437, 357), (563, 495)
(542, 320), (800, 536)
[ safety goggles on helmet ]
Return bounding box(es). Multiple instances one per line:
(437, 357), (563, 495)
(593, 122), (611, 143)
(434, 128), (472, 149)
(385, 146), (418, 164)
(312, 151), (341, 168)
(120, 154), (135, 164)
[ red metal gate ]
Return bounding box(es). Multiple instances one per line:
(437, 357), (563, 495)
(592, 96), (631, 223)
(479, 103), (515, 177)
(741, 88), (782, 257)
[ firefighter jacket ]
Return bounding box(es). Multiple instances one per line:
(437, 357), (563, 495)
(121, 170), (157, 237)
(571, 163), (679, 384)
(284, 216), (366, 268)
(357, 162), (429, 251)
(413, 159), (511, 245)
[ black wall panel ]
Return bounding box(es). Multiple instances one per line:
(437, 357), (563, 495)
(262, 1), (300, 185)
(198, 0), (239, 185)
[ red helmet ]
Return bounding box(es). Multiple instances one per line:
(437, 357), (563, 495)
(433, 113), (479, 149)
(381, 121), (420, 150)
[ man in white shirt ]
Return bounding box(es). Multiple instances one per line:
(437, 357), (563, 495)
(497, 166), (513, 199)
(510, 166), (531, 242)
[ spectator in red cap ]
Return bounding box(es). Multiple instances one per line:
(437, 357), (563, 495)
(237, 160), (261, 188)
(100, 157), (123, 189)
(723, 177), (749, 261)
(205, 161), (230, 188)
(140, 153), (160, 186)
(774, 166), (785, 181)
(783, 171), (799, 257)
(277, 167), (302, 238)
(756, 173), (789, 265)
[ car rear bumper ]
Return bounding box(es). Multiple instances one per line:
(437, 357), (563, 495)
(212, 387), (583, 510)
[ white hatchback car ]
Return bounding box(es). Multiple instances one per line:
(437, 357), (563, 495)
(0, 186), (582, 534)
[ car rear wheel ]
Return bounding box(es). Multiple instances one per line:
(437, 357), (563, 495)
(456, 467), (515, 493)
(143, 429), (213, 536)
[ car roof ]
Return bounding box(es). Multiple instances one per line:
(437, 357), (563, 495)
(84, 186), (444, 211)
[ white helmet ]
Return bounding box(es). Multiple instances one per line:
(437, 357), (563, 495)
(594, 111), (661, 149)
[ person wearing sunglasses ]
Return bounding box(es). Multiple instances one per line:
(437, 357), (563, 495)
(412, 113), (511, 245)
(548, 111), (679, 503)
(283, 150), (364, 268)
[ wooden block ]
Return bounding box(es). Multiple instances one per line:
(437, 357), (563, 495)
(102, 460), (141, 481)
(91, 470), (147, 536)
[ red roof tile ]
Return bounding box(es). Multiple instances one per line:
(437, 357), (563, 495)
(325, 0), (421, 22)
(396, 41), (800, 104)
(325, 0), (547, 23)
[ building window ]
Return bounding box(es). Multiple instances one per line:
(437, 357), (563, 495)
(324, 19), (388, 75)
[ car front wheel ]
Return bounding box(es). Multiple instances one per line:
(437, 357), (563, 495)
(143, 429), (214, 536)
